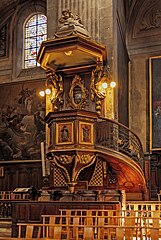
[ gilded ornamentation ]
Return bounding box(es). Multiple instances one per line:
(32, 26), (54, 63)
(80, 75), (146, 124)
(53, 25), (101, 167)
(54, 155), (74, 164)
(68, 75), (88, 109)
(90, 62), (112, 115)
(75, 154), (93, 164)
(51, 153), (96, 192)
(46, 69), (64, 111)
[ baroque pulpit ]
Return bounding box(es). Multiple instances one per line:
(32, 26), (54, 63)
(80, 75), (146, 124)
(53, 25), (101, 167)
(37, 9), (147, 201)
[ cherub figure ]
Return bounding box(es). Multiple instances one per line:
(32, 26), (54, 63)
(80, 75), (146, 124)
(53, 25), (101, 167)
(59, 9), (74, 24)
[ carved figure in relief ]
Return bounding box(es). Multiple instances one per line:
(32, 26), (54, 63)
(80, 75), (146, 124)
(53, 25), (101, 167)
(83, 125), (90, 142)
(59, 9), (74, 24)
(59, 9), (84, 28)
(141, 4), (161, 30)
(61, 125), (69, 142)
(46, 70), (64, 111)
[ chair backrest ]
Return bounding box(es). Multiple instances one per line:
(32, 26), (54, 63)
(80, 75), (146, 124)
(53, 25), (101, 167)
(41, 215), (64, 239)
(17, 223), (42, 238)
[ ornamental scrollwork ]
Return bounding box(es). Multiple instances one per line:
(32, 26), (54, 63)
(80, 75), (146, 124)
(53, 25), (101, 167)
(68, 75), (88, 109)
(90, 62), (112, 114)
(75, 154), (94, 164)
(46, 69), (64, 111)
(51, 153), (96, 193)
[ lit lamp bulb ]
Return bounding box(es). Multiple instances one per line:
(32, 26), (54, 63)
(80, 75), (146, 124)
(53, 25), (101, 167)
(45, 88), (51, 95)
(39, 91), (45, 97)
(110, 81), (116, 88)
(65, 50), (73, 56)
(102, 82), (108, 89)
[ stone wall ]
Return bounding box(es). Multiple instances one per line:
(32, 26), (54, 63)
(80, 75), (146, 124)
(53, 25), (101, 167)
(127, 0), (161, 152)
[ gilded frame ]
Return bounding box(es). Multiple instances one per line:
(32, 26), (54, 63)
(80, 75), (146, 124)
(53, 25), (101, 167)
(56, 122), (74, 145)
(149, 56), (161, 150)
(79, 121), (94, 145)
(68, 75), (88, 109)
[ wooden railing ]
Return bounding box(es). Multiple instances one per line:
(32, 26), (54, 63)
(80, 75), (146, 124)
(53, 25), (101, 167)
(0, 191), (30, 219)
(0, 191), (30, 200)
(96, 117), (144, 169)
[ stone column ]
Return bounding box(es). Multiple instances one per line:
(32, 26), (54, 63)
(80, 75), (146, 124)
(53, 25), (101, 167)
(47, 0), (59, 39)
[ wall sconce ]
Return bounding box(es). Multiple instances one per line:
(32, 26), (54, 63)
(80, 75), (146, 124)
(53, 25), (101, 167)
(90, 61), (116, 114)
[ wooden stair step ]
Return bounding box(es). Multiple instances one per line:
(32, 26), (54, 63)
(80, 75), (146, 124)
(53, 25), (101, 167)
(0, 220), (12, 238)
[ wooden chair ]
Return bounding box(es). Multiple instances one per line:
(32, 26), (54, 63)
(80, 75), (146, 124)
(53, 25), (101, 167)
(17, 223), (42, 238)
(17, 222), (63, 239)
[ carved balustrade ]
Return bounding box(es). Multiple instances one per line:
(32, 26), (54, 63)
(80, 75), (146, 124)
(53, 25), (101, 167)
(96, 117), (144, 169)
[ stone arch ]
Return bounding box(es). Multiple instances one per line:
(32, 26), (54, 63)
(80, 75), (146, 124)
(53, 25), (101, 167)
(127, 0), (161, 53)
(11, 0), (46, 80)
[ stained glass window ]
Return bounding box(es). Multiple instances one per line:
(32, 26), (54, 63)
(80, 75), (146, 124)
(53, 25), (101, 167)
(24, 14), (47, 68)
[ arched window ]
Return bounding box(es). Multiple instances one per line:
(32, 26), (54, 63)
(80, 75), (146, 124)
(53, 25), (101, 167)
(24, 14), (47, 68)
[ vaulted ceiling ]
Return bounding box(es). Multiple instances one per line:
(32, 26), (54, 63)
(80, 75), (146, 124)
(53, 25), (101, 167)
(0, 0), (135, 19)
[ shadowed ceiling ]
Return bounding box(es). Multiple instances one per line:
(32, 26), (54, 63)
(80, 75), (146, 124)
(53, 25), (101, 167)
(0, 0), (135, 17)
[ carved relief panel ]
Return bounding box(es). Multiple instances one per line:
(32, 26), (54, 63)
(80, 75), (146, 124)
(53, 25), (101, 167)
(56, 122), (74, 145)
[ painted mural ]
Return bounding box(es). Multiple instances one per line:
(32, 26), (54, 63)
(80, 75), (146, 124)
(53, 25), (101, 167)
(150, 56), (161, 150)
(0, 80), (46, 160)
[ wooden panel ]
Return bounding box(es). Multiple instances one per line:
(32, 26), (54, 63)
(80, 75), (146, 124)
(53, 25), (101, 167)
(28, 204), (42, 222)
(19, 205), (27, 221)
(0, 161), (42, 191)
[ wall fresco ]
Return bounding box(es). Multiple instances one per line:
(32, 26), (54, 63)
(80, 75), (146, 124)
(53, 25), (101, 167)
(0, 80), (46, 160)
(150, 56), (161, 150)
